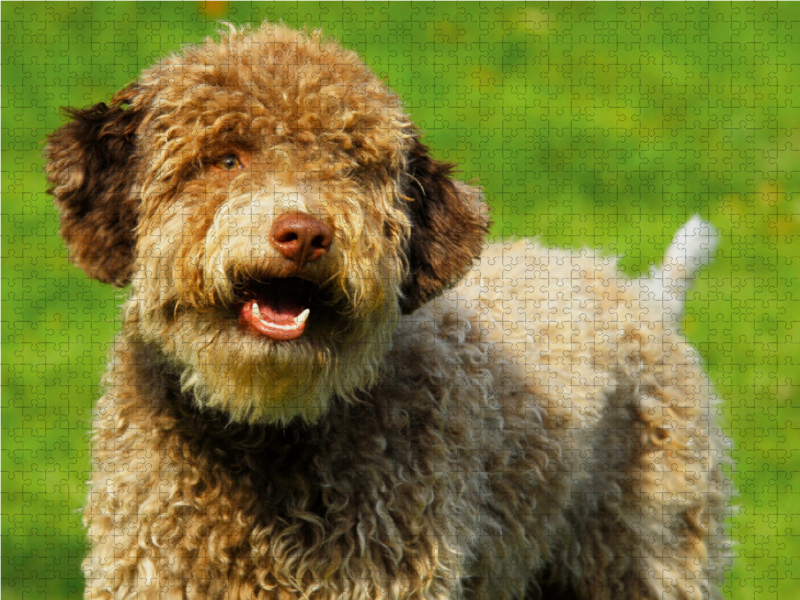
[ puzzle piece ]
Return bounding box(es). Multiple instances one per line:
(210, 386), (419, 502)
(4, 3), (800, 600)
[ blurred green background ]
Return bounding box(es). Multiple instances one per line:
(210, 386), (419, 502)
(3, 2), (799, 599)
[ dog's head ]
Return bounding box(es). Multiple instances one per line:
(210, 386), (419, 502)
(45, 23), (489, 424)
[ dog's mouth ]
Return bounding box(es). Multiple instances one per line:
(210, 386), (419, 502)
(235, 277), (339, 341)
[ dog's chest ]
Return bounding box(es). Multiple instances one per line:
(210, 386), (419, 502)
(88, 329), (558, 600)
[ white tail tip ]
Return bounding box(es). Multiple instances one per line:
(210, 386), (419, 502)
(645, 216), (719, 321)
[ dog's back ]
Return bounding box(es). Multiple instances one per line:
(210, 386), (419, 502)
(391, 231), (730, 599)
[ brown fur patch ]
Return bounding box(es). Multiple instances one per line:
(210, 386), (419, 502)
(399, 139), (490, 313)
(45, 86), (142, 285)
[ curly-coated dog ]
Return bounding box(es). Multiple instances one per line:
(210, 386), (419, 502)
(45, 23), (730, 600)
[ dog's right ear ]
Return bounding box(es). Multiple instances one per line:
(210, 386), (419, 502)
(44, 85), (143, 286)
(398, 139), (490, 314)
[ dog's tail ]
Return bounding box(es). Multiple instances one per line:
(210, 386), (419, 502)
(644, 215), (719, 321)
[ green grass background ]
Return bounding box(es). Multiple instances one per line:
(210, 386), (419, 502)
(3, 2), (799, 599)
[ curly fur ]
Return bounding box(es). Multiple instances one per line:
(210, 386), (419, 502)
(44, 23), (730, 600)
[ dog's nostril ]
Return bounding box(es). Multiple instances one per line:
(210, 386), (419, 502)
(279, 232), (299, 244)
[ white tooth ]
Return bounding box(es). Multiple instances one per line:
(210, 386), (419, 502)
(251, 302), (262, 320)
(296, 309), (310, 325)
(263, 321), (300, 331)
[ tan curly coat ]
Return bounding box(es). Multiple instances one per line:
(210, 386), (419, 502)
(45, 23), (729, 600)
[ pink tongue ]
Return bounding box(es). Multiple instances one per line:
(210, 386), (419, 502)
(238, 296), (307, 341)
(257, 296), (304, 323)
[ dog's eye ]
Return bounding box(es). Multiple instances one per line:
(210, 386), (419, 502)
(213, 154), (243, 171)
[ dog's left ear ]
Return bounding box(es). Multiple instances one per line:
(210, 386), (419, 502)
(399, 139), (490, 314)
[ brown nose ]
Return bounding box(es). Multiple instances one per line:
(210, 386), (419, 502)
(270, 215), (333, 266)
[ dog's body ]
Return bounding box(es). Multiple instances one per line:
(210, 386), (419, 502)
(46, 24), (729, 600)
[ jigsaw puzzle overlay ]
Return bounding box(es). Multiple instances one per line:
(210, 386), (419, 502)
(3, 3), (799, 600)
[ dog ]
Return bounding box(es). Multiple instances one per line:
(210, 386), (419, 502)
(45, 23), (729, 600)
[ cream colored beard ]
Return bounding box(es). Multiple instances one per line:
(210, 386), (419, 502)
(133, 295), (401, 425)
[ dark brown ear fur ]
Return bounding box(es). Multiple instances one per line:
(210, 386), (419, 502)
(44, 86), (142, 286)
(399, 139), (490, 314)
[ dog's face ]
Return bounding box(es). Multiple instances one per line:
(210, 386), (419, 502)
(45, 24), (488, 424)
